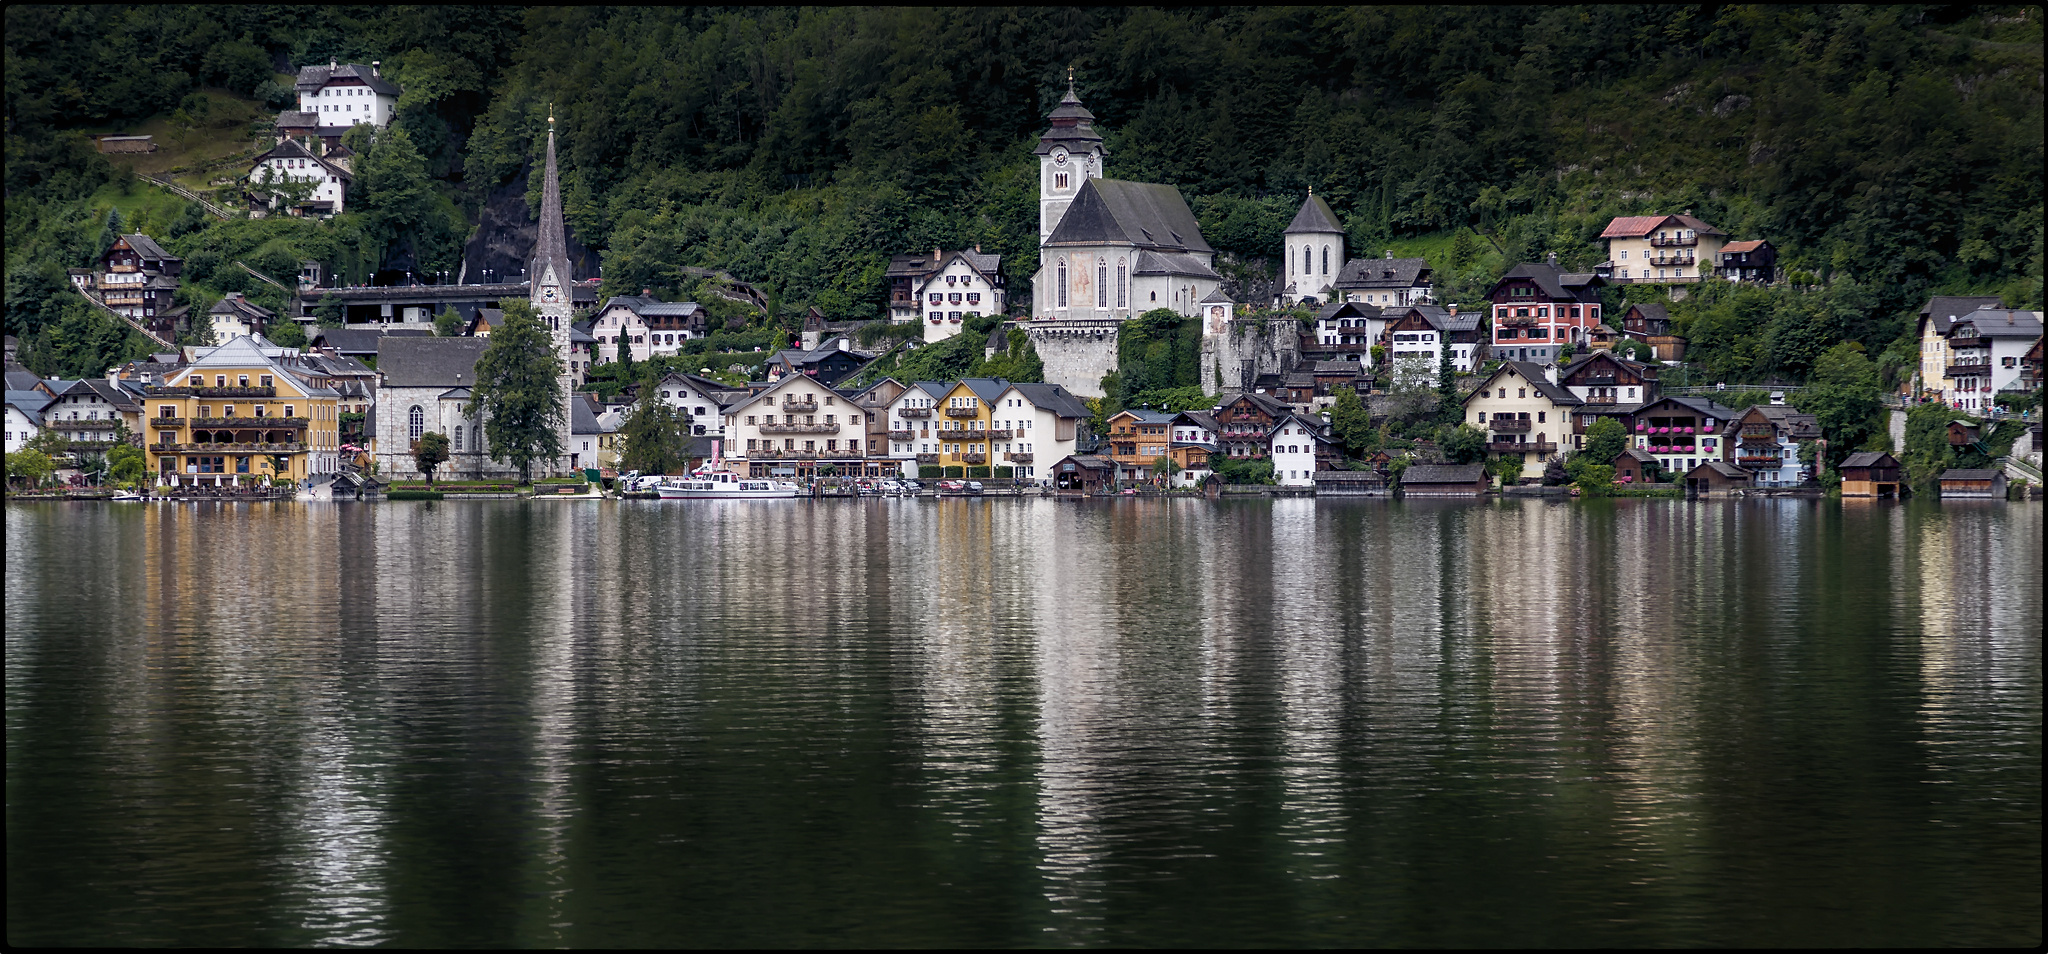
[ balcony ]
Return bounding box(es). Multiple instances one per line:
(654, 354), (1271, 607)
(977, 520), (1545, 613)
(1487, 418), (1532, 433)
(1485, 439), (1556, 454)
(897, 407), (932, 418)
(192, 416), (308, 429)
(1945, 336), (1987, 350)
(915, 453), (939, 464)
(1648, 235), (1699, 247)
(1648, 255), (1696, 267)
(151, 417), (187, 428)
(1946, 363), (1991, 379)
(983, 428), (1013, 440)
(1737, 454), (1785, 467)
(780, 399), (819, 413)
(1005, 452), (1034, 464)
(888, 429), (915, 441)
(818, 448), (861, 459)
(944, 406), (979, 418)
(961, 453), (987, 465)
(759, 423), (839, 435)
(53, 418), (122, 430)
(1578, 375), (1619, 387)
(156, 442), (307, 454)
(183, 386), (276, 398)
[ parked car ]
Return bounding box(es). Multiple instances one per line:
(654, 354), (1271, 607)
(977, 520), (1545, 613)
(879, 479), (904, 494)
(965, 480), (984, 495)
(902, 479), (924, 494)
(937, 479), (965, 493)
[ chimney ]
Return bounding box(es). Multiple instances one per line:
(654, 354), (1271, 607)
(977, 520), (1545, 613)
(330, 59), (337, 71)
(837, 337), (849, 352)
(1545, 364), (1559, 385)
(642, 288), (650, 297)
(974, 244), (981, 253)
(1547, 251), (1558, 266)
(933, 248), (942, 264)
(1448, 304), (1458, 316)
(1385, 250), (1393, 259)
(371, 61), (380, 77)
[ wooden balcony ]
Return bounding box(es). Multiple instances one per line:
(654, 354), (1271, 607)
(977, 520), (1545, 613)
(759, 422), (839, 435)
(915, 453), (939, 464)
(1945, 336), (1987, 349)
(888, 429), (915, 441)
(1736, 454), (1784, 466)
(1487, 418), (1532, 433)
(192, 416), (308, 429)
(1485, 439), (1556, 454)
(818, 448), (861, 459)
(779, 399), (819, 413)
(52, 418), (122, 430)
(1946, 362), (1991, 379)
(960, 453), (987, 464)
(1647, 255), (1696, 267)
(982, 428), (1012, 440)
(151, 417), (187, 428)
(156, 442), (307, 453)
(1005, 452), (1034, 464)
(897, 407), (932, 418)
(147, 385), (276, 398)
(944, 406), (979, 418)
(1648, 235), (1699, 247)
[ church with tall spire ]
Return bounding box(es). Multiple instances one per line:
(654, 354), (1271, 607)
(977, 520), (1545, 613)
(530, 109), (578, 475)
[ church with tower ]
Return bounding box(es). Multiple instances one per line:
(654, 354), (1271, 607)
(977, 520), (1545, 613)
(1029, 77), (1225, 322)
(529, 111), (579, 473)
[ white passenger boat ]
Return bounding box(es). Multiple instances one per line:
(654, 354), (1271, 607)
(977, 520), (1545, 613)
(657, 471), (802, 499)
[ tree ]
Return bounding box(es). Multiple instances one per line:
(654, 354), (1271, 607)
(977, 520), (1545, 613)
(1438, 423), (1486, 464)
(1435, 348), (1462, 426)
(467, 300), (564, 483)
(434, 311), (465, 337)
(619, 384), (689, 475)
(7, 449), (55, 489)
(268, 320), (308, 350)
(412, 431), (450, 486)
(1581, 416), (1628, 465)
(107, 442), (146, 488)
(1796, 342), (1883, 460)
(1329, 386), (1375, 458)
(1150, 454), (1182, 484)
(1573, 462), (1615, 496)
(313, 293), (346, 328)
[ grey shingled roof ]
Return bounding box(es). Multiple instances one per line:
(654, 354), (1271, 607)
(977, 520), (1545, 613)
(121, 233), (177, 262)
(1008, 382), (1091, 419)
(1954, 307), (2044, 338)
(1314, 301), (1382, 323)
(1840, 452), (1896, 468)
(1131, 250), (1221, 279)
(1402, 464), (1486, 484)
(1335, 256), (1431, 291)
(1494, 262), (1602, 300)
(1938, 469), (2001, 480)
(1043, 179), (1212, 254)
(376, 337), (489, 388)
(1285, 193), (1343, 234)
(1919, 296), (2004, 335)
(294, 63), (402, 98)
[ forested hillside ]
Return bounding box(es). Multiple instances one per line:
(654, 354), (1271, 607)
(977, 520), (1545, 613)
(6, 5), (2041, 383)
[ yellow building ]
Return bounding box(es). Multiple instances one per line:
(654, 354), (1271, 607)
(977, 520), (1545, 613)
(143, 336), (343, 488)
(930, 378), (1009, 470)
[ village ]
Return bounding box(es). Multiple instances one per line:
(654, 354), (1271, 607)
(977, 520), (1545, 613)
(6, 67), (2043, 503)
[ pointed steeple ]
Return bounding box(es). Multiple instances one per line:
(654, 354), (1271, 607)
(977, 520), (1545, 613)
(531, 108), (572, 293)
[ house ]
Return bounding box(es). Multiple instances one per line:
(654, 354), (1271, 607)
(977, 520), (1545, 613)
(1557, 350), (1659, 408)
(883, 381), (952, 476)
(922, 378), (1014, 473)
(1334, 250), (1434, 309)
(1309, 300), (1384, 363)
(1627, 395), (1738, 478)
(39, 379), (141, 453)
(1946, 419), (1981, 450)
(1462, 361), (1582, 481)
(893, 248), (1006, 341)
(1936, 468), (2007, 498)
(837, 376), (907, 460)
(1941, 307), (2043, 412)
(1716, 240), (1777, 283)
(1619, 302), (1688, 362)
(1105, 408), (1178, 482)
(992, 381), (1093, 481)
(764, 338), (874, 387)
(143, 336), (343, 487)
(1721, 403), (1819, 486)
(206, 293), (276, 342)
(1612, 447), (1659, 485)
(307, 326), (430, 367)
(286, 60), (401, 147)
(1914, 295), (2003, 399)
(721, 373), (878, 478)
(5, 389), (53, 453)
(1599, 214), (1728, 284)
(249, 138), (351, 216)
(647, 371), (740, 438)
(1838, 451), (1902, 498)
(1683, 460), (1751, 496)
(1486, 257), (1606, 364)
(1032, 82), (1220, 320)
(1382, 304), (1484, 375)
(372, 335), (515, 481)
(1267, 412), (1339, 487)
(1399, 463), (1488, 496)
(1050, 454), (1117, 494)
(95, 234), (181, 325)
(590, 293), (709, 362)
(1211, 393), (1294, 462)
(567, 395), (614, 473)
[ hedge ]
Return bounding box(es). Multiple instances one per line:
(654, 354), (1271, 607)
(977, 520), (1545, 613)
(919, 465), (943, 478)
(943, 466), (964, 478)
(994, 466), (1014, 479)
(386, 490), (445, 501)
(966, 466), (991, 478)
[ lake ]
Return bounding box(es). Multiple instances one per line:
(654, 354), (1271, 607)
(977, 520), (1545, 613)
(5, 497), (2040, 947)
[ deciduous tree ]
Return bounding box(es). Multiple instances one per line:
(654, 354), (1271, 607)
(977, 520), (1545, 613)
(412, 431), (450, 485)
(467, 301), (563, 483)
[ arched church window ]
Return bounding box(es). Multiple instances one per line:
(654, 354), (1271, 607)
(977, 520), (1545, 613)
(454, 425), (463, 453)
(1117, 259), (1127, 308)
(1322, 245), (1330, 275)
(1097, 261), (1108, 308)
(408, 405), (424, 442)
(1057, 261), (1068, 308)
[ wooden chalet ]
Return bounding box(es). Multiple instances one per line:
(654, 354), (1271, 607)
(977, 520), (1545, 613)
(1212, 393), (1293, 461)
(1946, 420), (1982, 450)
(1398, 463), (1489, 496)
(1620, 302), (1687, 361)
(1050, 454), (1116, 494)
(1613, 447), (1659, 485)
(1936, 468), (2006, 498)
(1683, 461), (1751, 497)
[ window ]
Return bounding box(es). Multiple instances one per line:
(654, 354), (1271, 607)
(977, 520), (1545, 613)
(284, 406), (294, 418)
(216, 376), (227, 387)
(1057, 261), (1068, 307)
(260, 375), (273, 387)
(159, 406), (176, 418)
(1117, 260), (1127, 308)
(239, 375), (250, 387)
(408, 405), (424, 441)
(1322, 245), (1329, 275)
(1098, 262), (1108, 307)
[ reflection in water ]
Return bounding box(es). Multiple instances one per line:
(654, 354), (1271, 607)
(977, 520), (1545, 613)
(5, 497), (2040, 947)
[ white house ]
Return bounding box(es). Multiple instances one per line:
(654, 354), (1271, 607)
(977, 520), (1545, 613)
(1267, 413), (1336, 487)
(592, 294), (708, 362)
(249, 138), (351, 216)
(1942, 307), (2043, 412)
(721, 374), (873, 478)
(372, 336), (519, 480)
(1312, 301), (1384, 367)
(207, 293), (276, 342)
(287, 61), (401, 139)
(1721, 403), (1819, 487)
(1382, 304), (1484, 375)
(646, 371), (738, 438)
(883, 381), (950, 477)
(5, 389), (51, 453)
(913, 250), (1006, 342)
(989, 381), (1093, 482)
(1335, 251), (1435, 308)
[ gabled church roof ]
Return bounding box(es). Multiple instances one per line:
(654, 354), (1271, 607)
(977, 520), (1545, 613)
(1284, 193), (1343, 235)
(531, 119), (574, 291)
(1043, 179), (1212, 254)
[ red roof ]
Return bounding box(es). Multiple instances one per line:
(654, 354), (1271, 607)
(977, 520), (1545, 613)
(1600, 214), (1726, 238)
(1722, 239), (1769, 253)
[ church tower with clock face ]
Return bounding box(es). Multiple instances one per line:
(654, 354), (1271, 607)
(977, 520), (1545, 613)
(530, 112), (576, 474)
(1037, 71), (1106, 244)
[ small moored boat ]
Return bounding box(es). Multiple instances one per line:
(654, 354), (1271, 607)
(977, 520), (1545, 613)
(657, 471), (801, 499)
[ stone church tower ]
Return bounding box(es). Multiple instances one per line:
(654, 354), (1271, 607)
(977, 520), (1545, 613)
(1281, 189), (1344, 305)
(1036, 71), (1106, 244)
(531, 112), (576, 474)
